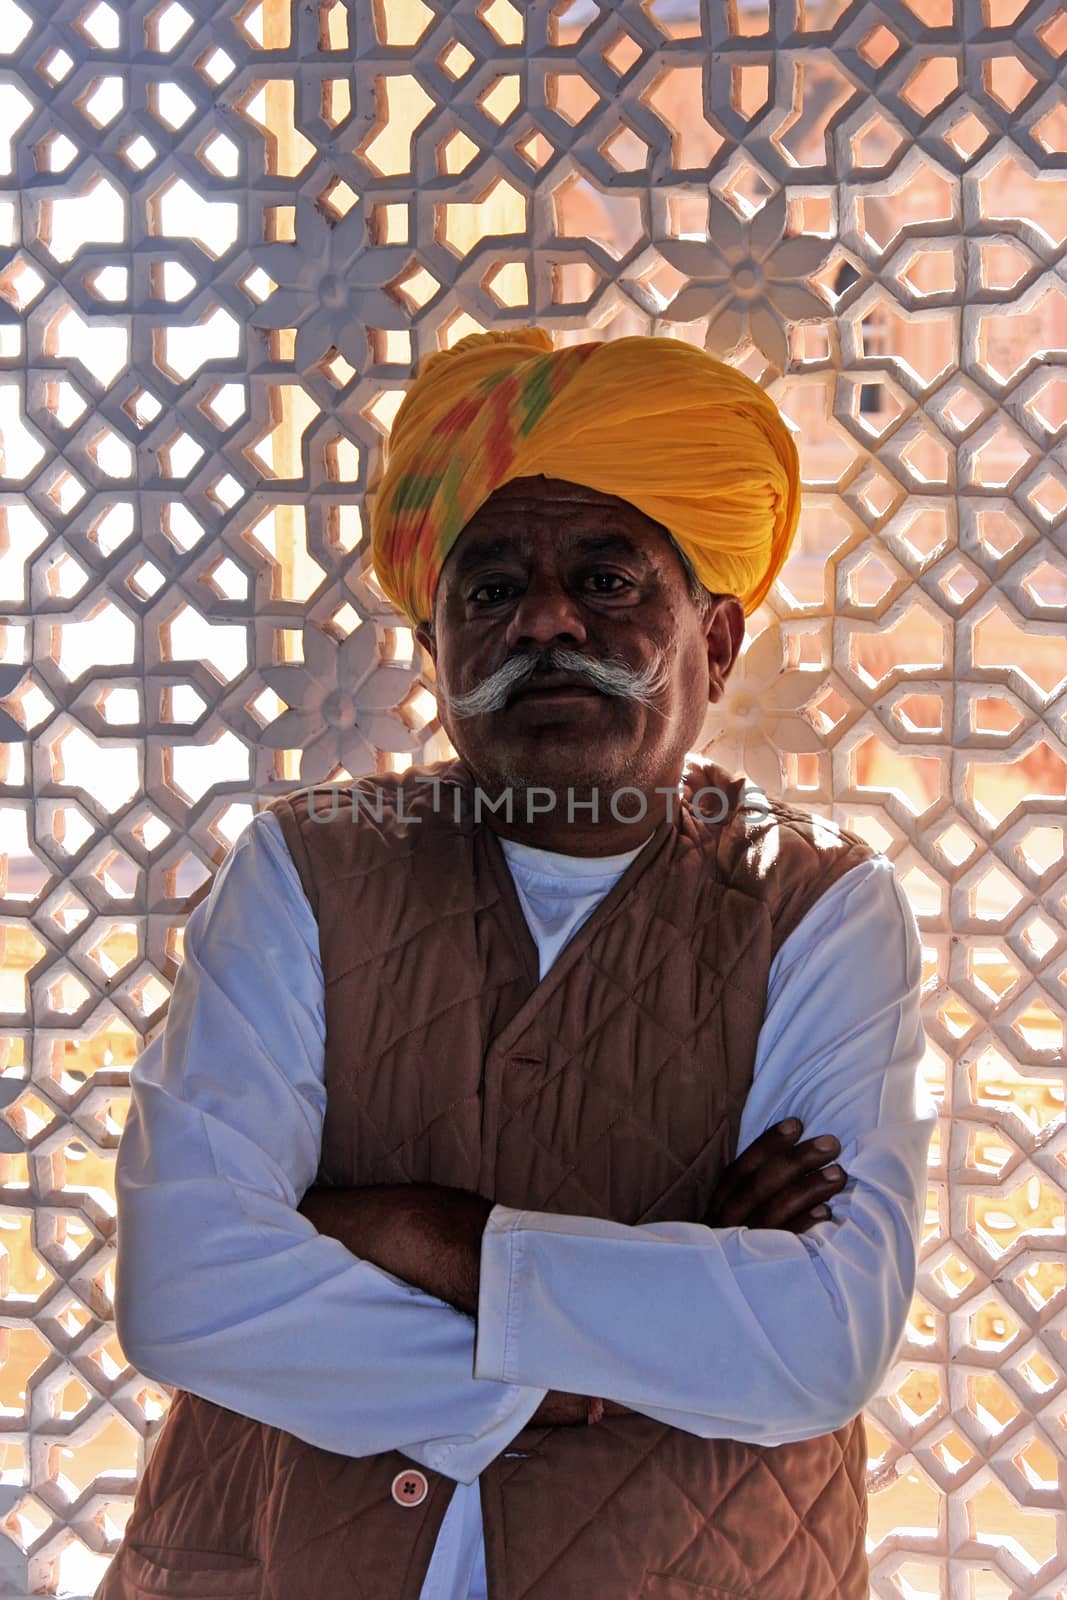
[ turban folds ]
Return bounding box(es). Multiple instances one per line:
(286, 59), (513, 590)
(370, 327), (801, 627)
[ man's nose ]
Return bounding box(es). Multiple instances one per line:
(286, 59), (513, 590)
(505, 581), (587, 649)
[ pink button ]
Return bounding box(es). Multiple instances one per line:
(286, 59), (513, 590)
(391, 1469), (428, 1507)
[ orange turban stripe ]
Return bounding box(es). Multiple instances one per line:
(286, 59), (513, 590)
(370, 328), (801, 627)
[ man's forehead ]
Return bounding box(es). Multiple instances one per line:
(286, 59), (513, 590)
(456, 474), (665, 543)
(479, 474), (625, 510)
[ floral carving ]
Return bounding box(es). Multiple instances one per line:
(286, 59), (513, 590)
(695, 624), (823, 793)
(250, 198), (412, 371)
(260, 621), (420, 782)
(655, 191), (830, 370)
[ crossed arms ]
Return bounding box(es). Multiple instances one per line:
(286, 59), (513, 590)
(114, 810), (936, 1481)
(296, 1117), (857, 1428)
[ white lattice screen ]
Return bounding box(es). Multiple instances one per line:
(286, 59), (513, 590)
(0, 0), (1064, 1594)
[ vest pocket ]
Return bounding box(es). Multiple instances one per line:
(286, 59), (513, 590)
(124, 1543), (262, 1598)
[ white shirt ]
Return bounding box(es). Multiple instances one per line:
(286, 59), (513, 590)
(113, 808), (936, 1600)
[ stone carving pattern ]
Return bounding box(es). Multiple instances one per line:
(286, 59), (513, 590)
(0, 0), (1063, 1593)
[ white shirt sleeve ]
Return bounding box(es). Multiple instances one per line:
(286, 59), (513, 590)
(473, 855), (937, 1442)
(113, 808), (546, 1486)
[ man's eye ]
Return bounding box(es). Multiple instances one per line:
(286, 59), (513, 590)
(468, 572), (632, 604)
(470, 580), (517, 605)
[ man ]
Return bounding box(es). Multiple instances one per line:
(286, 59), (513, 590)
(97, 328), (934, 1600)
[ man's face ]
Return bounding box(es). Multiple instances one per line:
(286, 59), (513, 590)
(414, 476), (744, 797)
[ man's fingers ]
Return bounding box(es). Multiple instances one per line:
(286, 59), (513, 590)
(750, 1166), (847, 1229)
(725, 1120), (805, 1184)
(715, 1134), (842, 1223)
(790, 1206), (830, 1236)
(708, 1120), (804, 1216)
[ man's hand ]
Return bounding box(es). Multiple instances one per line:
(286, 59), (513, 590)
(704, 1119), (846, 1231)
(526, 1120), (848, 1428)
(524, 1392), (635, 1425)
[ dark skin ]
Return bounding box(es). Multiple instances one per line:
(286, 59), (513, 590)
(413, 475), (747, 855)
(299, 476), (848, 1428)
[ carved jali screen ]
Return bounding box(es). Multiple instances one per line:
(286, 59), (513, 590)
(0, 0), (1064, 1595)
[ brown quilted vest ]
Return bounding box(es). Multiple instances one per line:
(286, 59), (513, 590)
(98, 757), (877, 1600)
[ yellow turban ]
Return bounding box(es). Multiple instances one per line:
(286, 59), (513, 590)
(370, 327), (800, 627)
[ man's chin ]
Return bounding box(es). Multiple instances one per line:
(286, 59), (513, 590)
(476, 748), (634, 797)
(445, 705), (643, 790)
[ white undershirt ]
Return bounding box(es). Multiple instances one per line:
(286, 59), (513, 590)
(497, 831), (653, 980)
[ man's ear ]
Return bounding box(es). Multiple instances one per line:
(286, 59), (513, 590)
(413, 622), (437, 687)
(704, 596), (745, 706)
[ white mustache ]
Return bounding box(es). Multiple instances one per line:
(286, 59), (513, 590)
(447, 645), (671, 720)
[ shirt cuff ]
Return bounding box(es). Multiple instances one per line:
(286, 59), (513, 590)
(473, 1204), (528, 1383)
(401, 1369), (548, 1484)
